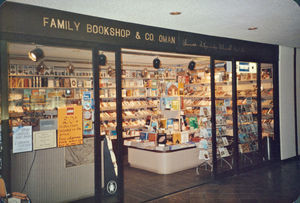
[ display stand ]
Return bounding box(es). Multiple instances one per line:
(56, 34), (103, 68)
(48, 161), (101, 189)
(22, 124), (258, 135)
(128, 146), (201, 174)
(196, 160), (213, 174)
(219, 157), (233, 169)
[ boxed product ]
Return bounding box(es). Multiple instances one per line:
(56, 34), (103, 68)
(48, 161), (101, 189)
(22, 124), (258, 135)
(140, 132), (149, 141)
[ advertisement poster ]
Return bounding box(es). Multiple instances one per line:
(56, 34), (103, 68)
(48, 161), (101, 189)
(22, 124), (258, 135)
(33, 130), (57, 150)
(82, 91), (94, 136)
(58, 105), (83, 147)
(13, 126), (32, 153)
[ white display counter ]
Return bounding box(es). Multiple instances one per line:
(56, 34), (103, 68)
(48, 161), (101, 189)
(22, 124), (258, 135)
(128, 146), (202, 174)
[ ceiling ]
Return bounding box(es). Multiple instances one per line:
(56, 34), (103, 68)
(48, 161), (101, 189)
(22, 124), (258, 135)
(6, 0), (300, 48)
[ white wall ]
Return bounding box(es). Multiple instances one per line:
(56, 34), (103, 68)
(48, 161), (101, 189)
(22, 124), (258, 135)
(279, 46), (296, 160)
(12, 148), (94, 203)
(297, 48), (300, 156)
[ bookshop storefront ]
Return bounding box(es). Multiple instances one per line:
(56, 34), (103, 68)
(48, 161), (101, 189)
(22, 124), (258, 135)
(0, 2), (279, 203)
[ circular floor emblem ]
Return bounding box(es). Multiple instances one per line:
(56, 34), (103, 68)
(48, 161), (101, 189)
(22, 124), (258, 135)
(107, 180), (117, 194)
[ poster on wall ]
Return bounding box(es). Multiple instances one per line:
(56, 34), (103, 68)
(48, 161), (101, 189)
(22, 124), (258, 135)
(65, 137), (94, 168)
(33, 130), (57, 150)
(58, 105), (83, 147)
(13, 126), (32, 153)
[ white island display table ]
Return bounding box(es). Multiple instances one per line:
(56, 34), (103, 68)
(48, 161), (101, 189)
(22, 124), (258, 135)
(127, 144), (203, 174)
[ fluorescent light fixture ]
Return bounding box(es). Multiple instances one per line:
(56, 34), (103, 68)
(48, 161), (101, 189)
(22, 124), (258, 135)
(170, 11), (181, 15)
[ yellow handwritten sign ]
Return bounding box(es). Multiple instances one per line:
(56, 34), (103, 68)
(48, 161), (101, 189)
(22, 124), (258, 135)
(58, 105), (83, 147)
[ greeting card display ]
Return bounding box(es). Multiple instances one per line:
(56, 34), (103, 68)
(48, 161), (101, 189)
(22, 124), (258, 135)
(199, 150), (210, 160)
(200, 106), (211, 117)
(218, 147), (230, 157)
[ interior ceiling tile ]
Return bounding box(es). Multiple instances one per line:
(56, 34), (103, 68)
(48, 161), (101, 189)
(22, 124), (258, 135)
(7, 0), (300, 47)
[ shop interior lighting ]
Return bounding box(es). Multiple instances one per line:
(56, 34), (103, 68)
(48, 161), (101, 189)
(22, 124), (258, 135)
(98, 53), (107, 65)
(28, 48), (44, 62)
(188, 60), (196, 70)
(153, 58), (161, 69)
(248, 27), (258, 30)
(169, 11), (182, 15)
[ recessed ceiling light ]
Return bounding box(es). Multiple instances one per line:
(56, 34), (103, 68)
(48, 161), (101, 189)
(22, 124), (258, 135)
(248, 27), (258, 30)
(170, 11), (181, 15)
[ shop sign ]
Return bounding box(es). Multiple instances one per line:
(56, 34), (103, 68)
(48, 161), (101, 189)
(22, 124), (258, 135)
(0, 2), (277, 60)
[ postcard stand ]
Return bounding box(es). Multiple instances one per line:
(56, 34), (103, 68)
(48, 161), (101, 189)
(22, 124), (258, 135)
(218, 157), (233, 169)
(196, 160), (213, 175)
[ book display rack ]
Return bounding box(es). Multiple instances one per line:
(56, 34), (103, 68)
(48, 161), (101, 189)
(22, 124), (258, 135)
(261, 63), (274, 161)
(236, 62), (260, 167)
(214, 61), (234, 172)
(8, 62), (93, 128)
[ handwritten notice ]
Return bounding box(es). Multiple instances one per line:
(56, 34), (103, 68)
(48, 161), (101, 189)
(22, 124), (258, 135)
(58, 105), (83, 147)
(33, 130), (57, 150)
(13, 126), (32, 153)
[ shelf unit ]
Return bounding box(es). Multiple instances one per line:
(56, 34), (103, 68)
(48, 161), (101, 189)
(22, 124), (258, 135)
(8, 63), (94, 128)
(261, 64), (274, 140)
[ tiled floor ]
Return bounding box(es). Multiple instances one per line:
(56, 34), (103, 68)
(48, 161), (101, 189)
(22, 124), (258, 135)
(73, 158), (300, 203)
(124, 164), (212, 202)
(148, 158), (300, 203)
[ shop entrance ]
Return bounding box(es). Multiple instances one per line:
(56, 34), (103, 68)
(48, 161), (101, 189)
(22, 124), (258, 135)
(94, 48), (122, 202)
(121, 49), (213, 202)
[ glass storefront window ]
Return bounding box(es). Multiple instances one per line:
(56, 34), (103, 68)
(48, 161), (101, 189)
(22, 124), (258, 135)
(8, 43), (95, 202)
(214, 60), (234, 173)
(3, 43), (278, 202)
(236, 61), (260, 168)
(261, 63), (274, 161)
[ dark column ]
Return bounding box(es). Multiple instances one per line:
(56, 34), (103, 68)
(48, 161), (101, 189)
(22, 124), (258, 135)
(115, 49), (124, 201)
(0, 40), (11, 192)
(93, 48), (102, 201)
(232, 59), (239, 173)
(210, 58), (217, 177)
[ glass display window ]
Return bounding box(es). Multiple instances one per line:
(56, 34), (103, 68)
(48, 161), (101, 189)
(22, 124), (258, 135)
(8, 42), (95, 163)
(261, 63), (274, 161)
(214, 60), (234, 173)
(236, 61), (260, 168)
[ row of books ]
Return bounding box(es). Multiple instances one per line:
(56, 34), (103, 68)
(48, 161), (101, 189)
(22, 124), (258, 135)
(9, 64), (92, 77)
(9, 77), (93, 88)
